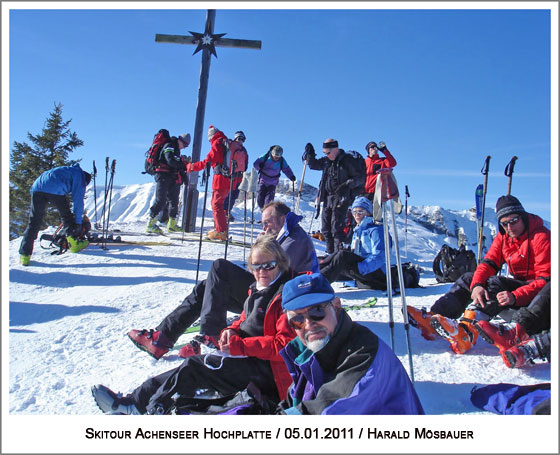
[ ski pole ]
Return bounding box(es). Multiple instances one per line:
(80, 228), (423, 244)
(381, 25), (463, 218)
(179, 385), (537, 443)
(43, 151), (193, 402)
(100, 157), (110, 245)
(504, 156), (518, 196)
(103, 159), (116, 250)
(224, 161), (237, 261)
(195, 162), (211, 285)
(294, 160), (307, 215)
(92, 160), (99, 229)
(251, 192), (255, 245)
(243, 190), (247, 267)
(404, 185), (410, 258)
(382, 200), (395, 351)
(477, 156), (491, 263)
(389, 196), (415, 383)
(180, 172), (190, 243)
(292, 181), (295, 212)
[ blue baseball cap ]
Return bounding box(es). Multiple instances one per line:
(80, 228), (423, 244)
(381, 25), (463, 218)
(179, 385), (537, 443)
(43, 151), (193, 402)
(282, 273), (335, 311)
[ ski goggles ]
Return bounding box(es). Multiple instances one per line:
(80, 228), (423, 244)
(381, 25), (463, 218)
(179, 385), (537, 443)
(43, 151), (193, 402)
(251, 261), (277, 271)
(352, 208), (368, 216)
(286, 302), (332, 330)
(500, 216), (521, 228)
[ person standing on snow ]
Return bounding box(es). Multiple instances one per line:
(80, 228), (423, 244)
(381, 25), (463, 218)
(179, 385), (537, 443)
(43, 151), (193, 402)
(302, 139), (365, 255)
(363, 141), (397, 202)
(19, 164), (92, 266)
(253, 145), (296, 209)
(223, 130), (249, 222)
(146, 133), (191, 234)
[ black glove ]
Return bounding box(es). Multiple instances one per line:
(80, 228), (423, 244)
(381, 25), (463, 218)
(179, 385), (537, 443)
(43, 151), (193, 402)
(289, 175), (296, 182)
(378, 141), (387, 151)
(334, 179), (350, 195)
(181, 155), (192, 164)
(302, 142), (315, 162)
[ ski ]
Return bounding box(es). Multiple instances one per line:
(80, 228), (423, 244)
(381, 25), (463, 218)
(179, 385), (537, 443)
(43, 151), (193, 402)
(39, 233), (171, 248)
(342, 298), (378, 311)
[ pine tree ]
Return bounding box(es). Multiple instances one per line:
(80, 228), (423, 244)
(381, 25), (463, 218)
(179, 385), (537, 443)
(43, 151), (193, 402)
(9, 103), (84, 239)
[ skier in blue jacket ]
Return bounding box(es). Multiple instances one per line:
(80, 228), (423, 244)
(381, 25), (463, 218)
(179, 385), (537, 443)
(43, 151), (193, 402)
(19, 164), (91, 265)
(320, 196), (389, 289)
(277, 273), (424, 415)
(253, 145), (296, 209)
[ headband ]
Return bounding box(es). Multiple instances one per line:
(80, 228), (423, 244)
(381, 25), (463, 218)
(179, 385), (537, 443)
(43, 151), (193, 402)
(323, 141), (338, 149)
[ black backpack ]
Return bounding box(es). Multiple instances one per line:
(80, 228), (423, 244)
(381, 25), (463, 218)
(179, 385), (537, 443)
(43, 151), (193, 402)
(143, 129), (171, 175)
(433, 244), (477, 283)
(345, 150), (366, 199)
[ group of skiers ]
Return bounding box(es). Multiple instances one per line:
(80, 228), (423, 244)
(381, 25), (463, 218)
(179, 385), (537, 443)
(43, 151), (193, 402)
(16, 129), (551, 414)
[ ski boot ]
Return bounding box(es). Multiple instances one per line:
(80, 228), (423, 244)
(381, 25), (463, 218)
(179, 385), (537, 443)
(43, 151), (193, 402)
(20, 254), (31, 266)
(67, 236), (89, 253)
(146, 217), (163, 234)
(502, 336), (545, 368)
(127, 329), (173, 360)
(166, 218), (182, 233)
(178, 334), (220, 359)
(407, 307), (438, 340)
(430, 310), (478, 354)
(474, 320), (529, 352)
(207, 230), (227, 241)
(91, 384), (141, 415)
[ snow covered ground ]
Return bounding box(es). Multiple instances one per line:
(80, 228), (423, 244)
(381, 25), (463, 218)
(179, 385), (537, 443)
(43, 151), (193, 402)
(4, 182), (556, 453)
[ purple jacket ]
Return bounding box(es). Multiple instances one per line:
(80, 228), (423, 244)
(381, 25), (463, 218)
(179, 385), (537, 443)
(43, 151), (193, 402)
(253, 153), (295, 186)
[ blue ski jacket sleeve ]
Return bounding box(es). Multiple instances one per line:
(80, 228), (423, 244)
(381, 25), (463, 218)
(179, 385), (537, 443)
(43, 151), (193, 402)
(352, 217), (387, 276)
(276, 212), (320, 274)
(279, 311), (424, 415)
(30, 164), (87, 224)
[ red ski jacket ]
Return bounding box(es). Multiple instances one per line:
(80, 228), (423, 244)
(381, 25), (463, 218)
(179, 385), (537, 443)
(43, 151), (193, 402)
(224, 290), (296, 401)
(364, 149), (397, 194)
(471, 214), (550, 307)
(187, 131), (233, 191)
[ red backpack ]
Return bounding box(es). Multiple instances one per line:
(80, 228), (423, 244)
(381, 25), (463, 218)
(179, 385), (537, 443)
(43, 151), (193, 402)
(143, 129), (171, 175)
(215, 138), (248, 177)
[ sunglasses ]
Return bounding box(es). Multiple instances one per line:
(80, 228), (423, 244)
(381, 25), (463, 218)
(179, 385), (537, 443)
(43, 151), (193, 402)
(323, 150), (332, 155)
(500, 216), (521, 228)
(287, 302), (331, 330)
(352, 208), (367, 216)
(251, 261), (277, 271)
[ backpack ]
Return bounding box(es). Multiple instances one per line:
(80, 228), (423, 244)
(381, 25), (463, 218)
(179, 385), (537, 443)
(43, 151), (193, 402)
(392, 262), (422, 288)
(345, 150), (366, 199)
(143, 129), (171, 175)
(214, 138), (248, 178)
(257, 149), (285, 177)
(433, 244), (477, 283)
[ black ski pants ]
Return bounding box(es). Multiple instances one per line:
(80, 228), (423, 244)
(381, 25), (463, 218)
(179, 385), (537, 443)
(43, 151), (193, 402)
(512, 281), (550, 335)
(257, 183), (276, 209)
(149, 172), (180, 219)
(320, 250), (387, 290)
(128, 354), (277, 414)
(321, 195), (350, 254)
(19, 191), (75, 256)
(430, 272), (530, 320)
(156, 259), (255, 342)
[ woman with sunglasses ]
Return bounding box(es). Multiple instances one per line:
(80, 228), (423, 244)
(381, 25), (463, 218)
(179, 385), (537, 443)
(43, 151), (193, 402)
(319, 196), (389, 289)
(408, 195), (551, 356)
(92, 235), (296, 414)
(277, 273), (424, 415)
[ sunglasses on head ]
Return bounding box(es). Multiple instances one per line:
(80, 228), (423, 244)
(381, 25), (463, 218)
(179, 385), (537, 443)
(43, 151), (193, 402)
(251, 261), (277, 271)
(287, 302), (331, 330)
(500, 216), (521, 228)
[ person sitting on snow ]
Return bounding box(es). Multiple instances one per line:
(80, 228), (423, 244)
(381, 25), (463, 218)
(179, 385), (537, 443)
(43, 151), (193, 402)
(92, 236), (296, 415)
(127, 201), (318, 360)
(319, 196), (389, 290)
(19, 164), (91, 266)
(407, 195), (550, 355)
(276, 273), (424, 415)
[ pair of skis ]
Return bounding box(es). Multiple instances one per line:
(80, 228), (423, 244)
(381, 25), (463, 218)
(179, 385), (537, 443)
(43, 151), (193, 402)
(92, 158), (117, 250)
(475, 156), (518, 263)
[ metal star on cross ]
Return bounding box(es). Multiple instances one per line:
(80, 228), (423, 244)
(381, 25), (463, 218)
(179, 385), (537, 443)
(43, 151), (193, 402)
(189, 23), (226, 57)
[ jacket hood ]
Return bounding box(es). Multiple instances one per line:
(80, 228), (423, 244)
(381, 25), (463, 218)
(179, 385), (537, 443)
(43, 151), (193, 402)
(285, 211), (303, 231)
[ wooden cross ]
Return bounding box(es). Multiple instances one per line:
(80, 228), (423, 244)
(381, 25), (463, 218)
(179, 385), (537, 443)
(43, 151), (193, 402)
(155, 10), (261, 232)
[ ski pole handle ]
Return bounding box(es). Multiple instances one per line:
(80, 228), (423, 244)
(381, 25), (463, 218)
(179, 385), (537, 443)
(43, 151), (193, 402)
(480, 156), (491, 175)
(504, 156), (518, 177)
(405, 185), (410, 198)
(105, 157), (109, 170)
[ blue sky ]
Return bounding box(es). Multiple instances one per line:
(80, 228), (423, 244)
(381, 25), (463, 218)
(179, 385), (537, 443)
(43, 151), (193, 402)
(6, 4), (555, 221)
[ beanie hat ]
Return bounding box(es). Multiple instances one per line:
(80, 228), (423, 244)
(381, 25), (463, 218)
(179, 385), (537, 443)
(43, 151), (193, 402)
(178, 133), (191, 147)
(351, 196), (373, 215)
(207, 125), (220, 141)
(271, 145), (283, 157)
(83, 171), (92, 186)
(234, 131), (246, 141)
(282, 273), (335, 311)
(365, 141), (378, 152)
(495, 195), (526, 221)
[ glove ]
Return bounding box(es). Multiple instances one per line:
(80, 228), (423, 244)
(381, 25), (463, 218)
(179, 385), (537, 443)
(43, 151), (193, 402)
(334, 179), (350, 195)
(185, 162), (192, 173)
(378, 141), (387, 151)
(181, 155), (192, 164)
(302, 142), (315, 162)
(71, 224), (83, 238)
(289, 175), (296, 182)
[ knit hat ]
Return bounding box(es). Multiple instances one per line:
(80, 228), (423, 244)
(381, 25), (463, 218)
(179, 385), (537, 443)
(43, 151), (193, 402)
(282, 273), (335, 311)
(351, 196), (372, 215)
(495, 195), (526, 221)
(365, 141), (378, 152)
(271, 145), (283, 157)
(207, 125), (220, 141)
(234, 131), (246, 141)
(178, 133), (191, 147)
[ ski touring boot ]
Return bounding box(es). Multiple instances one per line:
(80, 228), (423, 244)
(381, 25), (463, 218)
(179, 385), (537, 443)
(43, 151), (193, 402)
(146, 217), (163, 234)
(430, 310), (478, 354)
(127, 329), (172, 360)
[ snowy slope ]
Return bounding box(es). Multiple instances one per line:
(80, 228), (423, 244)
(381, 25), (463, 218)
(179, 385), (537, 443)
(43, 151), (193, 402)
(5, 180), (555, 452)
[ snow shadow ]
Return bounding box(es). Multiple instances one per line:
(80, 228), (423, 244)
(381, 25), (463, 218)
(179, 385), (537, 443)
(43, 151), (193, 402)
(413, 381), (483, 414)
(9, 269), (193, 288)
(9, 301), (120, 327)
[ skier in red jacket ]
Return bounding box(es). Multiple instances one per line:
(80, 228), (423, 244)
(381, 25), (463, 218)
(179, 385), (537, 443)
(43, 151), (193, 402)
(363, 141), (397, 201)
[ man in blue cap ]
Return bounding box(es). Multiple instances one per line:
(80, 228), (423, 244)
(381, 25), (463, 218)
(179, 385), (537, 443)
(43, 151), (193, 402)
(277, 273), (424, 415)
